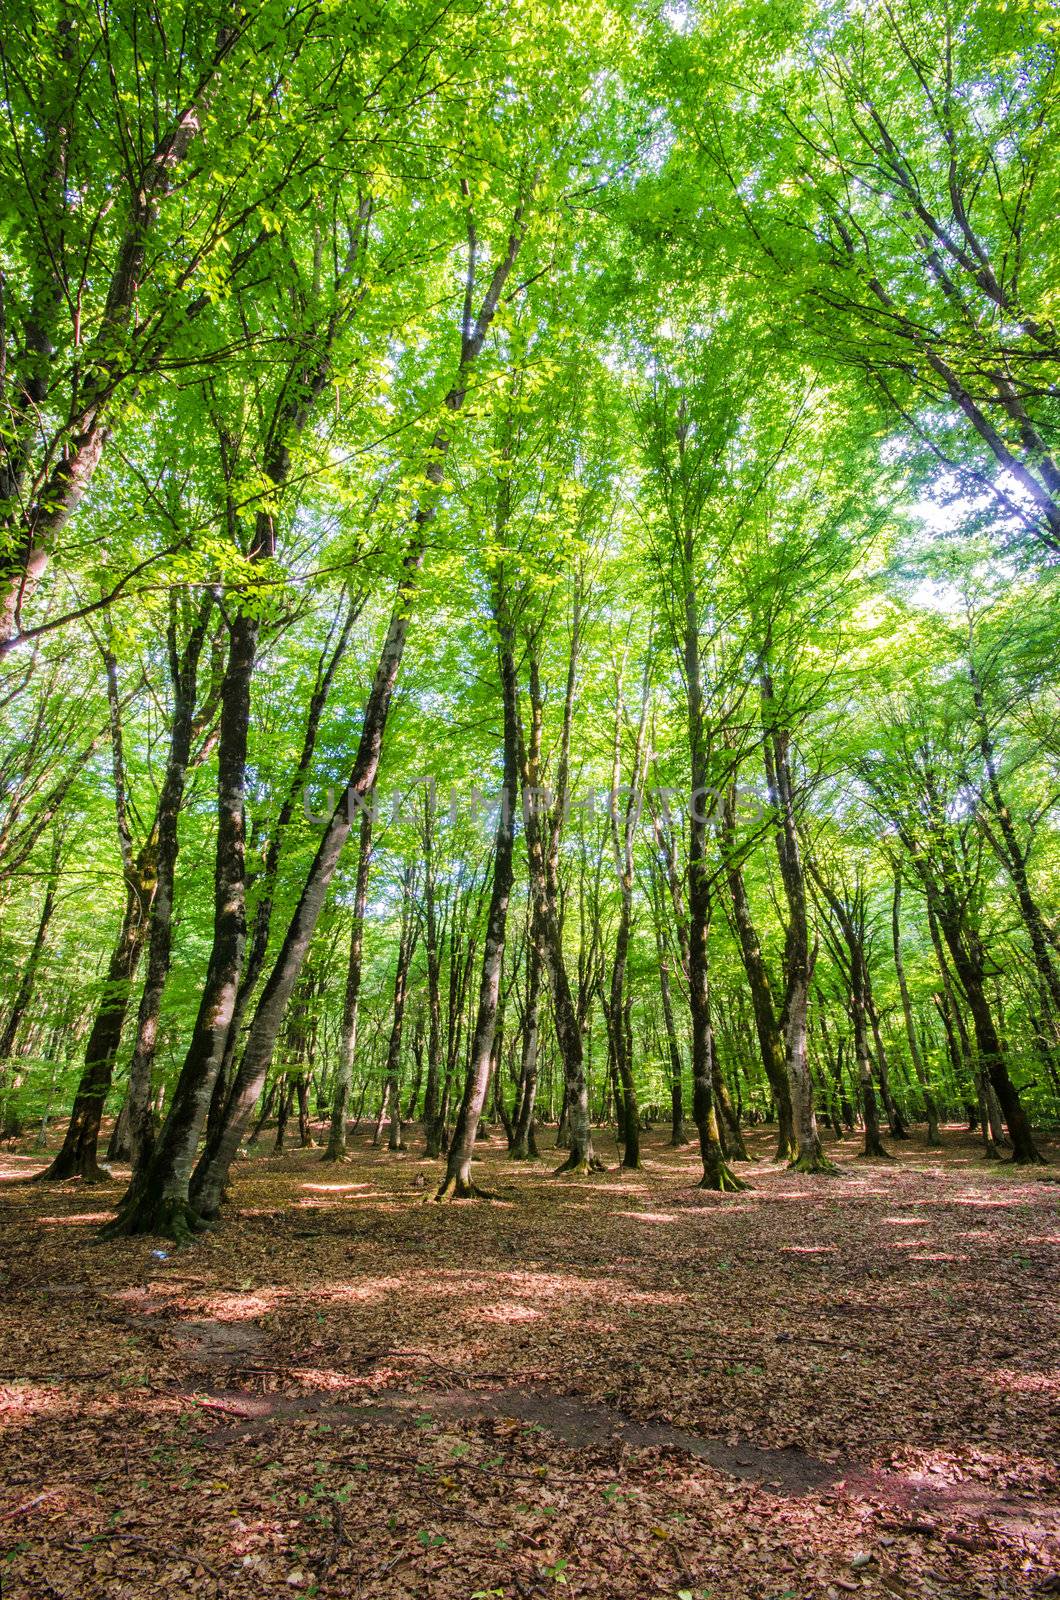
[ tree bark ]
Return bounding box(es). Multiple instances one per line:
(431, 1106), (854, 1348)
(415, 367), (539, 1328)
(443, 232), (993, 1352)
(891, 866), (941, 1145)
(384, 863), (419, 1154)
(682, 547), (745, 1193)
(37, 827), (156, 1182)
(657, 945), (688, 1146)
(324, 805), (373, 1161)
(436, 590), (519, 1198)
(510, 920), (543, 1160)
(126, 595), (213, 1173)
(0, 841), (60, 1061)
(103, 604), (259, 1236)
(761, 674), (831, 1173)
(718, 789), (795, 1160)
(520, 598), (600, 1175)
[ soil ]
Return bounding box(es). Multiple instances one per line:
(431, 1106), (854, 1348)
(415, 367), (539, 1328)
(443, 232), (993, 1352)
(1, 1122), (1058, 1599)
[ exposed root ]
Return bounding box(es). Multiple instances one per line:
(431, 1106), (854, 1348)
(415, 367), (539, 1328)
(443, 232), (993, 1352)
(100, 1193), (210, 1245)
(1010, 1148), (1047, 1166)
(319, 1149), (351, 1164)
(433, 1174), (496, 1201)
(698, 1160), (750, 1193)
(788, 1150), (842, 1176)
(33, 1159), (113, 1185)
(858, 1144), (896, 1162)
(553, 1152), (606, 1176)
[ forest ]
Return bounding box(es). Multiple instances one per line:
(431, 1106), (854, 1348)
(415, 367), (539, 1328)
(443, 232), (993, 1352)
(0, 1), (1058, 1597)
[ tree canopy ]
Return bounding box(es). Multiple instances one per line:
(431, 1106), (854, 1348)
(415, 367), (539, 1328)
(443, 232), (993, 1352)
(2, 0), (1059, 1207)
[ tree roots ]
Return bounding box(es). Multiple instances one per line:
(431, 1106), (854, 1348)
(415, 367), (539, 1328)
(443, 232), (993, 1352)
(788, 1150), (841, 1175)
(552, 1152), (606, 1176)
(100, 1193), (210, 1245)
(433, 1174), (495, 1201)
(698, 1160), (750, 1193)
(33, 1158), (112, 1185)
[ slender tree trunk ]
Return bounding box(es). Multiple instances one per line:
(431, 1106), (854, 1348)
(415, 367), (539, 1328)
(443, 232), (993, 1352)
(419, 793), (445, 1151)
(520, 617), (600, 1176)
(683, 560), (745, 1193)
(296, 1076), (314, 1147)
(274, 1080), (291, 1152)
(867, 987), (908, 1139)
(381, 863), (419, 1154)
(510, 922), (543, 1159)
(953, 944), (1042, 1163)
(437, 597), (518, 1198)
(324, 805), (373, 1161)
(249, 1079), (278, 1145)
(127, 597), (212, 1173)
(658, 947), (688, 1146)
(971, 666), (1060, 1030)
(608, 923), (640, 1169)
(713, 1049), (750, 1160)
(719, 794), (795, 1160)
(0, 853), (59, 1060)
(372, 1082), (390, 1148)
(103, 607), (259, 1236)
(924, 880), (1042, 1163)
(891, 867), (941, 1145)
(106, 1098), (132, 1163)
(854, 981), (890, 1160)
(761, 677), (831, 1174)
(37, 844), (156, 1181)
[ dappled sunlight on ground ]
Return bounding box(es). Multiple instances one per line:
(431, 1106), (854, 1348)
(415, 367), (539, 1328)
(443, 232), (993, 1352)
(36, 1211), (114, 1227)
(1, 1122), (1058, 1597)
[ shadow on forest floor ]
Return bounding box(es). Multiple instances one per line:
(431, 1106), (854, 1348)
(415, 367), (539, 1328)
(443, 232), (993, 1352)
(1, 1122), (1058, 1599)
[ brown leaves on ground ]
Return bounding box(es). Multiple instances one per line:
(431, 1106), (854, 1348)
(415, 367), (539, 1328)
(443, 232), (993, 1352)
(1, 1125), (1058, 1599)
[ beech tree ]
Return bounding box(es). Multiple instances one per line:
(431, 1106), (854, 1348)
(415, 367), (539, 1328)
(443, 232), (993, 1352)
(1, 0), (1057, 1239)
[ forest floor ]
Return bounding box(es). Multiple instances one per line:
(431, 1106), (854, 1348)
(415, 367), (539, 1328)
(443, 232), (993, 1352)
(1, 1124), (1058, 1600)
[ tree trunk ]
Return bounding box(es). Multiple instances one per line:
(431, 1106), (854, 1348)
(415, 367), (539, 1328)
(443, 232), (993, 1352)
(683, 566), (745, 1193)
(324, 805), (373, 1162)
(929, 891), (1042, 1162)
(296, 1076), (314, 1147)
(891, 867), (941, 1145)
(104, 607), (259, 1236)
(127, 596), (213, 1173)
(510, 924), (543, 1160)
(719, 794), (796, 1161)
(713, 1049), (750, 1160)
(436, 596), (518, 1198)
(37, 844), (155, 1181)
(383, 864), (419, 1154)
(658, 947), (688, 1145)
(761, 677), (831, 1174)
(274, 1080), (291, 1152)
(0, 852), (59, 1060)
